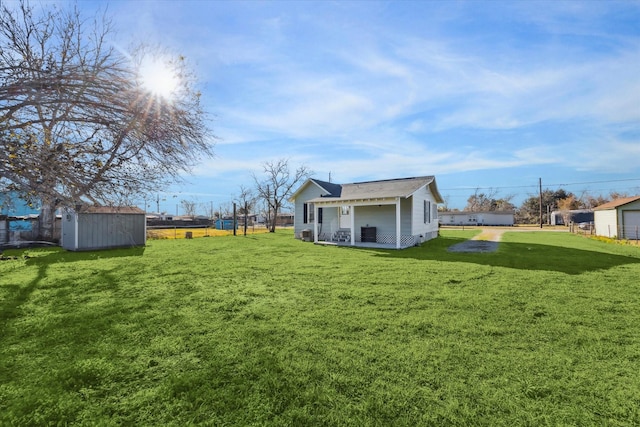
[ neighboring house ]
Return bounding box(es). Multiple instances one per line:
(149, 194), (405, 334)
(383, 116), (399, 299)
(440, 211), (515, 226)
(289, 176), (443, 249)
(0, 191), (51, 243)
(593, 196), (640, 240)
(549, 209), (593, 226)
(61, 206), (146, 251)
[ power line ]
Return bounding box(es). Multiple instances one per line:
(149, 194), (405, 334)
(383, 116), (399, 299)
(440, 178), (640, 192)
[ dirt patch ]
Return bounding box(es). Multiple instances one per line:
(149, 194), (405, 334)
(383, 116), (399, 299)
(446, 228), (505, 253)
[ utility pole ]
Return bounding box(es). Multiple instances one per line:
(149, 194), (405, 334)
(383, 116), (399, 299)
(539, 178), (543, 228)
(233, 202), (237, 236)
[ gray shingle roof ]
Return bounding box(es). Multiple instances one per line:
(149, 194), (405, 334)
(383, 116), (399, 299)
(308, 176), (443, 203)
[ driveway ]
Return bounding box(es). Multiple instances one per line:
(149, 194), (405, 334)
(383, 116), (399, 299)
(446, 226), (565, 253)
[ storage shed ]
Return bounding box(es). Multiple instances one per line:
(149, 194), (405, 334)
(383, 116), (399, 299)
(61, 206), (146, 251)
(440, 211), (515, 226)
(593, 196), (640, 240)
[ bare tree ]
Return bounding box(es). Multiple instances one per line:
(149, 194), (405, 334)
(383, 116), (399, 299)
(465, 188), (515, 212)
(0, 1), (214, 241)
(237, 184), (255, 236)
(253, 159), (311, 232)
(557, 195), (581, 225)
(180, 199), (197, 219)
(465, 188), (498, 212)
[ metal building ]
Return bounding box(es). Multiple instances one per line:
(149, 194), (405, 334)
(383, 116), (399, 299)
(61, 206), (146, 251)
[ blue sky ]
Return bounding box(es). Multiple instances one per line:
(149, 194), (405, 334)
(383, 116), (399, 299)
(75, 1), (640, 211)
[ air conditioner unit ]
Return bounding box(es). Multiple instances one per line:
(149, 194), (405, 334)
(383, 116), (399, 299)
(301, 229), (312, 242)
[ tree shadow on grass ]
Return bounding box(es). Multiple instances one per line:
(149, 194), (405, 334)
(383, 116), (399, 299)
(21, 246), (146, 265)
(0, 246), (145, 337)
(366, 235), (640, 275)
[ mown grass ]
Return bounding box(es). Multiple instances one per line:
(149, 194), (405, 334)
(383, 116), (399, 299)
(146, 226), (270, 239)
(1, 230), (639, 426)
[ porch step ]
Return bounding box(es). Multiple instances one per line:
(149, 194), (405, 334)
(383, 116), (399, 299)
(332, 229), (351, 243)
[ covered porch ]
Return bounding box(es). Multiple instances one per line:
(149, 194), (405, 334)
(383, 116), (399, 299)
(311, 196), (418, 250)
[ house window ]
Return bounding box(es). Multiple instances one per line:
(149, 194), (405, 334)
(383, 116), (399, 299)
(469, 216), (477, 222)
(424, 200), (431, 223)
(303, 203), (320, 224)
(341, 206), (350, 215)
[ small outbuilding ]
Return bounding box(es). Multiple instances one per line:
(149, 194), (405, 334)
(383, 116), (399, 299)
(61, 206), (146, 251)
(593, 196), (640, 240)
(440, 211), (515, 226)
(550, 209), (593, 226)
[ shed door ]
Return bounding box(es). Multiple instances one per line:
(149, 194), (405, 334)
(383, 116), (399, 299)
(622, 211), (640, 240)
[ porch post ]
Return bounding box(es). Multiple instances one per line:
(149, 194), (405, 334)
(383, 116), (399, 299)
(313, 204), (319, 243)
(396, 197), (401, 249)
(350, 205), (355, 246)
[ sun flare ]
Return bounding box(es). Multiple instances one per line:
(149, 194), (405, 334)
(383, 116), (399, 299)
(138, 55), (180, 100)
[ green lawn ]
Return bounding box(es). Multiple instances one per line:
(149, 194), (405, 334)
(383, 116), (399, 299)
(1, 230), (639, 426)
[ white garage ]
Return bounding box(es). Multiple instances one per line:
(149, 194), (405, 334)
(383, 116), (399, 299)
(593, 196), (640, 240)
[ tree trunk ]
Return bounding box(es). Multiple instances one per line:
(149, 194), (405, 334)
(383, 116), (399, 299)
(269, 205), (278, 232)
(38, 199), (57, 242)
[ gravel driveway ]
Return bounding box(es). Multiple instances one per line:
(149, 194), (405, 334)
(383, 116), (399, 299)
(447, 229), (504, 253)
(445, 227), (566, 253)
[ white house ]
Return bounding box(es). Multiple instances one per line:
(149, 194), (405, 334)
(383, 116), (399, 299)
(440, 211), (515, 226)
(289, 176), (443, 249)
(593, 196), (640, 240)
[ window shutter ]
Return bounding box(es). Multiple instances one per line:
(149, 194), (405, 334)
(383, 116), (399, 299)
(318, 208), (323, 224)
(303, 203), (308, 224)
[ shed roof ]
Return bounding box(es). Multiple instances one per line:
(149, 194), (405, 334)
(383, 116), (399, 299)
(593, 196), (640, 211)
(441, 210), (515, 215)
(77, 206), (145, 214)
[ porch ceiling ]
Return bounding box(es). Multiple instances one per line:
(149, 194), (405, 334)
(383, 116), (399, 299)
(307, 196), (401, 207)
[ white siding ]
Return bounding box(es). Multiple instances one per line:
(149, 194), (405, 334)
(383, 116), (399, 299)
(354, 205), (395, 240)
(292, 183), (329, 238)
(411, 185), (439, 240)
(594, 210), (618, 238)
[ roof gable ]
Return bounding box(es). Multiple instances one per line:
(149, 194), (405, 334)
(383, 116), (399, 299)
(311, 178), (342, 197)
(593, 196), (640, 211)
(289, 178), (342, 201)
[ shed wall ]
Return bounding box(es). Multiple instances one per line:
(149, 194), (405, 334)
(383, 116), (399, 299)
(63, 212), (146, 251)
(594, 210), (618, 238)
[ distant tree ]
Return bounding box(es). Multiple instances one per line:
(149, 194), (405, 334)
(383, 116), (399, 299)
(464, 188), (514, 212)
(439, 194), (451, 212)
(582, 194), (609, 209)
(465, 188), (497, 212)
(180, 199), (197, 219)
(0, 1), (213, 240)
(517, 189), (573, 224)
(608, 191), (629, 201)
(236, 185), (255, 236)
(253, 159), (311, 232)
(557, 195), (582, 225)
